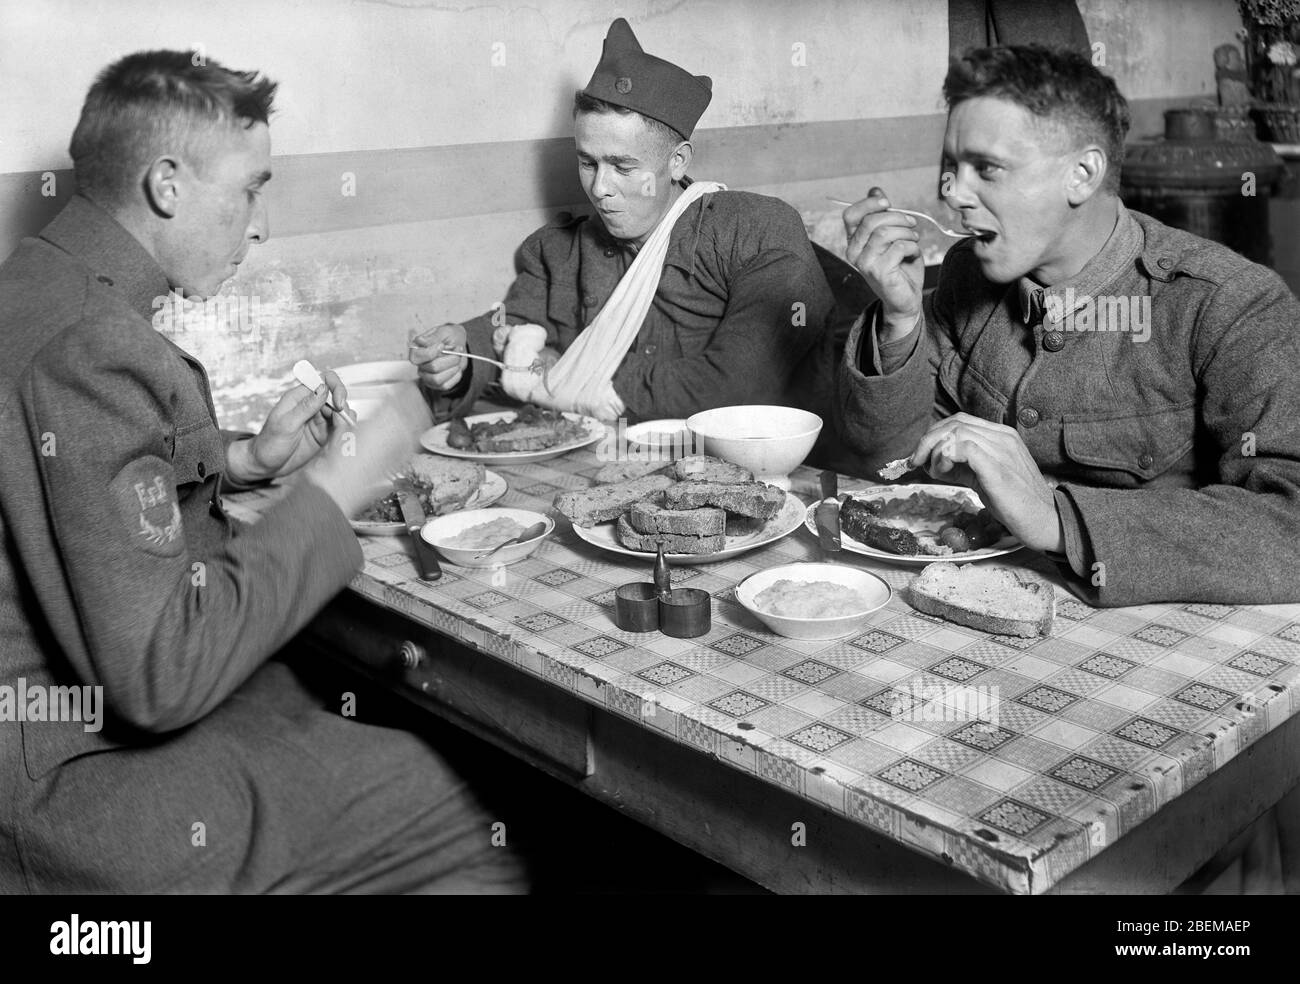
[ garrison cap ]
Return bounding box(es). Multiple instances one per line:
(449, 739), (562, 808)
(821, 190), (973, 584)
(581, 18), (712, 138)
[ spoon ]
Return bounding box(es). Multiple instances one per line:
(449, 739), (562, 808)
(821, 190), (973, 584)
(291, 359), (358, 425)
(827, 197), (968, 239)
(473, 520), (549, 559)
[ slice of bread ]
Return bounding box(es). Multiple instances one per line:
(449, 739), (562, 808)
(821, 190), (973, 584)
(615, 514), (726, 554)
(406, 456), (487, 514)
(553, 474), (675, 527)
(628, 501), (725, 536)
(664, 481), (785, 520)
(909, 562), (1055, 638)
(673, 454), (754, 484)
(593, 460), (674, 485)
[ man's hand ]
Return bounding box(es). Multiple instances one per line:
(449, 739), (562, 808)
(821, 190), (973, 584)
(227, 369), (351, 484)
(842, 186), (924, 342)
(298, 386), (432, 518)
(909, 413), (1065, 553)
(409, 322), (468, 391)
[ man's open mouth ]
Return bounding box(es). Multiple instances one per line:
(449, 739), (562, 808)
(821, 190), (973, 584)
(964, 226), (997, 243)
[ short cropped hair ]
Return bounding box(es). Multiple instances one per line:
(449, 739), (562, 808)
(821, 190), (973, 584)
(69, 50), (277, 206)
(572, 91), (685, 155)
(943, 45), (1130, 193)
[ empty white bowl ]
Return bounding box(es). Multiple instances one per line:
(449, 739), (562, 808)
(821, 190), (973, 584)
(736, 562), (892, 640)
(685, 405), (822, 490)
(420, 508), (553, 568)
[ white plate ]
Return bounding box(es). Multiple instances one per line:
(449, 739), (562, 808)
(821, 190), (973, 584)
(351, 470), (508, 536)
(420, 410), (604, 464)
(803, 484), (1022, 564)
(570, 492), (807, 564)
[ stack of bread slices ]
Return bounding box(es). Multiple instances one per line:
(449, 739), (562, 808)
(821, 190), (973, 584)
(553, 455), (784, 555)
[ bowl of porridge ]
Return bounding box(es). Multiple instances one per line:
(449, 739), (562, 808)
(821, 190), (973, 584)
(735, 562), (891, 640)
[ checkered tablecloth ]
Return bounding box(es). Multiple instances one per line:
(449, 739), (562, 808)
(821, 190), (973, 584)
(229, 449), (1300, 894)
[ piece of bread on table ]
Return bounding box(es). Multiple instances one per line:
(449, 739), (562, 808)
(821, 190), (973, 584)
(663, 481), (784, 520)
(615, 514), (726, 554)
(628, 501), (725, 536)
(909, 562), (1055, 638)
(672, 454), (754, 484)
(406, 456), (486, 513)
(553, 474), (675, 527)
(593, 459), (675, 485)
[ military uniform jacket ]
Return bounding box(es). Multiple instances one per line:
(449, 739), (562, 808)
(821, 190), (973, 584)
(454, 187), (834, 422)
(834, 205), (1300, 607)
(0, 196), (362, 886)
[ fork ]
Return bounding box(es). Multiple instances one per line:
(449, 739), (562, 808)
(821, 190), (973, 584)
(827, 197), (967, 239)
(440, 350), (547, 374)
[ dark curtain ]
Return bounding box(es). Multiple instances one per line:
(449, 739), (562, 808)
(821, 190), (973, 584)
(949, 0), (1091, 56)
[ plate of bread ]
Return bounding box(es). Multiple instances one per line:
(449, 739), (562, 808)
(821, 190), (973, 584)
(351, 455), (507, 535)
(808, 484), (1021, 563)
(421, 406), (604, 464)
(555, 455), (806, 562)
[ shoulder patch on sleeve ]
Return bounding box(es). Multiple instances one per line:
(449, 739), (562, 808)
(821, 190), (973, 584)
(111, 455), (184, 557)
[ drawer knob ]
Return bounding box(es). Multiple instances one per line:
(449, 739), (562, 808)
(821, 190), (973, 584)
(397, 640), (426, 669)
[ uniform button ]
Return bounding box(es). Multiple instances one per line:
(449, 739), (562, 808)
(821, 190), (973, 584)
(96, 274), (114, 286)
(1157, 257), (1173, 270)
(1043, 330), (1065, 352)
(644, 345), (656, 355)
(197, 462), (207, 478)
(604, 247), (617, 258)
(1138, 452), (1154, 469)
(1017, 406), (1040, 428)
(584, 295), (596, 306)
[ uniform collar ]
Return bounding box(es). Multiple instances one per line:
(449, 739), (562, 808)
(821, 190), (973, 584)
(40, 194), (174, 323)
(1016, 203), (1142, 325)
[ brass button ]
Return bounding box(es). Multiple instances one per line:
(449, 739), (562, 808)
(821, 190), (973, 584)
(644, 345), (656, 355)
(604, 247), (617, 258)
(1139, 452), (1155, 469)
(1043, 330), (1065, 352)
(1157, 257), (1173, 270)
(197, 462), (207, 478)
(1017, 406), (1040, 428)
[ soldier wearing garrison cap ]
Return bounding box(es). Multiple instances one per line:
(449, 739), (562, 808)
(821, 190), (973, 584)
(412, 18), (833, 422)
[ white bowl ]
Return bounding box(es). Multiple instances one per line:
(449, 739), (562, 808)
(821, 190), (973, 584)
(334, 360), (418, 389)
(735, 562), (892, 640)
(685, 405), (822, 490)
(420, 508), (553, 568)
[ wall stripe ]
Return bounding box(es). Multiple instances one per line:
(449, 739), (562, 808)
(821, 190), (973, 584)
(0, 95), (1212, 253)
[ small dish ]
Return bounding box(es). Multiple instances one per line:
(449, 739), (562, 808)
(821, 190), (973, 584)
(625, 419), (696, 459)
(735, 562), (892, 640)
(420, 508), (553, 567)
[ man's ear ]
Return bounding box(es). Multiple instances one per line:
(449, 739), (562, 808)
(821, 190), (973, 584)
(1066, 146), (1107, 205)
(669, 140), (693, 182)
(144, 156), (180, 218)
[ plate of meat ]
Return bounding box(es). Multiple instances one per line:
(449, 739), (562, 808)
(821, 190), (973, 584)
(420, 405), (605, 464)
(803, 484), (1021, 564)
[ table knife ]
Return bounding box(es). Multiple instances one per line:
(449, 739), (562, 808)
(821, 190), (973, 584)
(815, 470), (841, 552)
(393, 480), (443, 581)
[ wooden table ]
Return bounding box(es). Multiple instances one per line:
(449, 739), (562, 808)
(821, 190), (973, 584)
(228, 446), (1300, 894)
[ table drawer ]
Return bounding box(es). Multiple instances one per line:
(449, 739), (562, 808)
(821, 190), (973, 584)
(305, 592), (593, 780)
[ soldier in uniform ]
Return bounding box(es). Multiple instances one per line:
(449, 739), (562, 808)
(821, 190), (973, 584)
(411, 18), (834, 422)
(0, 51), (527, 893)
